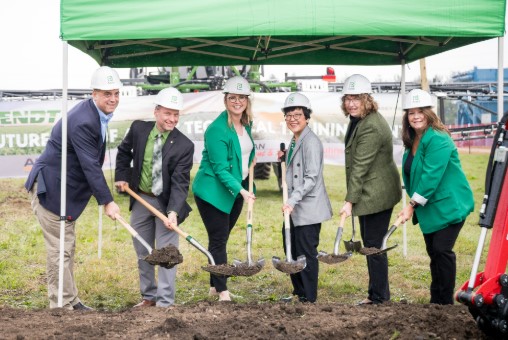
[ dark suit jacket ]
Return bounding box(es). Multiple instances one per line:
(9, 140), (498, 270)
(115, 120), (194, 223)
(24, 99), (113, 221)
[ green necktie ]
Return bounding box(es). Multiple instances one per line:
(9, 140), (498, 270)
(151, 134), (163, 196)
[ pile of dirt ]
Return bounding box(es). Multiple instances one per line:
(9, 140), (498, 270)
(144, 244), (183, 268)
(1, 301), (493, 339)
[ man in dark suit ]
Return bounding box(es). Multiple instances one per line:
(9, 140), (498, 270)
(25, 66), (123, 310)
(115, 87), (194, 308)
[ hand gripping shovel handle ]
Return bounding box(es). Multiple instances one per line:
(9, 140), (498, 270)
(122, 184), (216, 265)
(115, 213), (153, 254)
(333, 212), (347, 255)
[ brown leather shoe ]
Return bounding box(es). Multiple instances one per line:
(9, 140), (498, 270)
(133, 299), (156, 308)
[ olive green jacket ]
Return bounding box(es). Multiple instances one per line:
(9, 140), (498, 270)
(192, 111), (255, 213)
(345, 111), (402, 216)
(402, 127), (474, 234)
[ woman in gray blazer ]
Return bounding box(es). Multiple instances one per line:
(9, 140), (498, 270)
(280, 93), (332, 303)
(340, 74), (402, 305)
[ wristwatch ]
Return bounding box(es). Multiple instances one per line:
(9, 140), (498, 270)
(409, 200), (419, 208)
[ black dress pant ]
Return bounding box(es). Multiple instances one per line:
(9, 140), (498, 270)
(282, 218), (321, 303)
(358, 208), (393, 303)
(423, 220), (464, 305)
(195, 194), (244, 292)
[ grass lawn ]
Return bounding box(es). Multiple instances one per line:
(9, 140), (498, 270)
(0, 152), (491, 310)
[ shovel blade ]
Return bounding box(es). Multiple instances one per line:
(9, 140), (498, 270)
(343, 240), (362, 253)
(231, 258), (265, 276)
(272, 255), (306, 274)
(317, 250), (352, 264)
(359, 244), (398, 256)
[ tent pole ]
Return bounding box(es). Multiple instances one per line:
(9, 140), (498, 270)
(498, 36), (504, 123)
(401, 60), (407, 258)
(58, 42), (69, 308)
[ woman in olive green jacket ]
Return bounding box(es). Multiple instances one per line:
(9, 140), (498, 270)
(192, 76), (256, 302)
(340, 74), (402, 305)
(398, 89), (474, 305)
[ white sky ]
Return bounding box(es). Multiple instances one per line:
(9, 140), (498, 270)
(1, 1), (506, 90)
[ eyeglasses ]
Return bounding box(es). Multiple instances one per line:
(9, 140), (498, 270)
(344, 96), (361, 104)
(284, 113), (304, 121)
(227, 95), (248, 103)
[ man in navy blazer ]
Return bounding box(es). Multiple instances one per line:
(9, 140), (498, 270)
(115, 87), (194, 308)
(25, 66), (123, 311)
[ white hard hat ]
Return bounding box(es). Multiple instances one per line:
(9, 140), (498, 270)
(154, 87), (184, 110)
(282, 93), (311, 111)
(90, 66), (123, 90)
(403, 89), (433, 110)
(223, 76), (251, 95)
(342, 74), (372, 95)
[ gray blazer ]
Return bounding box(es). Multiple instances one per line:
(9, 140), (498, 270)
(286, 125), (333, 226)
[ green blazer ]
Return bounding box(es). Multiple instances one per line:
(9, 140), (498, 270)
(402, 127), (474, 234)
(345, 111), (402, 216)
(192, 111), (255, 213)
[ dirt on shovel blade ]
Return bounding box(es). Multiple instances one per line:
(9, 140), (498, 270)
(144, 245), (183, 269)
(232, 263), (263, 276)
(359, 247), (384, 256)
(273, 261), (305, 274)
(201, 264), (236, 276)
(318, 254), (350, 264)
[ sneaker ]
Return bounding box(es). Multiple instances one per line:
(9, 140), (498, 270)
(72, 302), (93, 311)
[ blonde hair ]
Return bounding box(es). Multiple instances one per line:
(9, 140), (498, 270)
(340, 94), (378, 119)
(224, 95), (253, 127)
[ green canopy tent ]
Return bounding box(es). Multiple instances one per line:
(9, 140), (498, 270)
(61, 0), (505, 67)
(54, 0), (506, 308)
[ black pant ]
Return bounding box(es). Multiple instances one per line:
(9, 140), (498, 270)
(194, 194), (244, 292)
(423, 220), (464, 305)
(358, 208), (393, 303)
(282, 218), (321, 303)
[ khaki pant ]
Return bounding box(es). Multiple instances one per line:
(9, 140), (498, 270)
(29, 183), (79, 309)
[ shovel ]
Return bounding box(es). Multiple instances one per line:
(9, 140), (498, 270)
(272, 142), (307, 274)
(121, 184), (236, 276)
(317, 212), (352, 264)
(343, 214), (362, 253)
(232, 163), (265, 276)
(359, 216), (403, 256)
(115, 213), (183, 269)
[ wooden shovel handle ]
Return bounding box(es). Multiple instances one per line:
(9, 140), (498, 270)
(121, 184), (189, 239)
(339, 211), (347, 228)
(115, 214), (137, 237)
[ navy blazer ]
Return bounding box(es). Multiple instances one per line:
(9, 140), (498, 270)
(25, 99), (114, 221)
(115, 120), (194, 223)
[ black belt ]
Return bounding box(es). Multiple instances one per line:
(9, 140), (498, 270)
(139, 190), (156, 197)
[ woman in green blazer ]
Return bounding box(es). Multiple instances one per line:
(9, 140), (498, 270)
(192, 76), (256, 302)
(398, 89), (474, 305)
(340, 74), (402, 305)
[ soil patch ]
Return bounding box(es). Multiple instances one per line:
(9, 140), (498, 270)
(144, 245), (183, 269)
(0, 301), (494, 339)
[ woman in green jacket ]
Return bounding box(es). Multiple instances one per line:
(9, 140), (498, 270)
(192, 76), (256, 302)
(398, 89), (474, 305)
